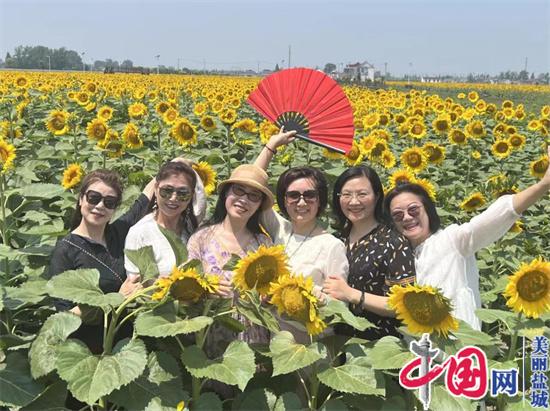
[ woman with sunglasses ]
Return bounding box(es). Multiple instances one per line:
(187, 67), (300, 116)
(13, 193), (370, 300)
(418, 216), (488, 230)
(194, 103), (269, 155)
(255, 131), (349, 342)
(384, 147), (550, 330)
(124, 160), (206, 278)
(186, 165), (273, 358)
(321, 166), (416, 341)
(47, 169), (156, 353)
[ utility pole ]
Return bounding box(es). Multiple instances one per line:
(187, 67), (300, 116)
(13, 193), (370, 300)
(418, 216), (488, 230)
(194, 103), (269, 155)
(203, 58), (206, 73)
(47, 55), (51, 71)
(384, 62), (388, 78)
(257, 60), (260, 74)
(288, 45), (291, 68)
(155, 55), (160, 74)
(81, 52), (86, 72)
(177, 58), (180, 71)
(524, 57), (528, 72)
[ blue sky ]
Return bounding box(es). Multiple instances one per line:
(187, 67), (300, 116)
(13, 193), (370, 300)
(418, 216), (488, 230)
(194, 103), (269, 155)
(0, 0), (548, 76)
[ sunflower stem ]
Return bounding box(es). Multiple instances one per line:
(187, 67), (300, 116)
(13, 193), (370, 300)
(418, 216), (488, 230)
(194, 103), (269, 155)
(506, 312), (522, 362)
(225, 125), (231, 178)
(309, 362), (320, 410)
(156, 129), (162, 167)
(0, 173), (8, 246)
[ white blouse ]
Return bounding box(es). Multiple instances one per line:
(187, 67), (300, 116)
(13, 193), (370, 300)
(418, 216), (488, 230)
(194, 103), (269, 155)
(414, 195), (520, 330)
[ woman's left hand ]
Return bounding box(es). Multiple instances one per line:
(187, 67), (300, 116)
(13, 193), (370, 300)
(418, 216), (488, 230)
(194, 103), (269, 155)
(323, 275), (356, 303)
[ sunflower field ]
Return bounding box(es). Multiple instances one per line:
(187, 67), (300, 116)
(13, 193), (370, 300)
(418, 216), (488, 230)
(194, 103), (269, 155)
(0, 71), (549, 410)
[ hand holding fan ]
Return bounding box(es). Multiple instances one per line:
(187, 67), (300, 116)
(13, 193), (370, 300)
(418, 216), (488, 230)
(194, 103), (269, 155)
(247, 67), (354, 154)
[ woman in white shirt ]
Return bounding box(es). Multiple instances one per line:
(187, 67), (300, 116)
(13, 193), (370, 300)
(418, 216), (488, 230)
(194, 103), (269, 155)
(383, 147), (550, 330)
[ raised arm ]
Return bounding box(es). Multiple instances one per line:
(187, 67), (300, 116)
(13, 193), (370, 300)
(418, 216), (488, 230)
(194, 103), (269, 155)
(512, 146), (550, 213)
(253, 128), (297, 171)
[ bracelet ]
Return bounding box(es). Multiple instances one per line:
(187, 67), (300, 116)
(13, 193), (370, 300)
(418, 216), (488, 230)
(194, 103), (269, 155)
(264, 144), (277, 155)
(357, 291), (365, 309)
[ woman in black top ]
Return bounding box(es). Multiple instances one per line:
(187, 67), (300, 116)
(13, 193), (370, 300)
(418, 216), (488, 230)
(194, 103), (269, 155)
(47, 169), (155, 352)
(322, 166), (416, 340)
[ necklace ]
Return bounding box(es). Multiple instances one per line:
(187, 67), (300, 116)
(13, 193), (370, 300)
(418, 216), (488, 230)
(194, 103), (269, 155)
(285, 222), (318, 260)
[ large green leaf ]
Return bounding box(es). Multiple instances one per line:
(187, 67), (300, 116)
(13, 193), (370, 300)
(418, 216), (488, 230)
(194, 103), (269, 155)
(20, 183), (65, 199)
(158, 225), (187, 266)
(109, 352), (188, 410)
(20, 381), (68, 411)
(269, 331), (327, 376)
(46, 269), (124, 309)
(181, 341), (255, 391)
(1, 280), (48, 311)
(367, 336), (415, 370)
(320, 299), (374, 331)
(0, 352), (44, 407)
(29, 312), (82, 378)
(193, 392), (222, 411)
(125, 246), (160, 282)
(135, 302), (213, 337)
(236, 291), (281, 333)
(56, 338), (147, 405)
(476, 308), (519, 330)
(449, 321), (497, 347)
(317, 357), (385, 396)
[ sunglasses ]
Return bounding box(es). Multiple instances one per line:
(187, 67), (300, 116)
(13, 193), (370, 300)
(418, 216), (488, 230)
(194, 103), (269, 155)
(85, 190), (119, 210)
(231, 184), (263, 203)
(285, 190), (318, 204)
(158, 186), (192, 202)
(391, 204), (423, 223)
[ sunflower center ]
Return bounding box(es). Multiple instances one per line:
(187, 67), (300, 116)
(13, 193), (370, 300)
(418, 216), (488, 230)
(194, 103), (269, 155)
(407, 153), (422, 167)
(403, 291), (450, 326)
(171, 277), (205, 302)
(452, 131), (466, 142)
(496, 142), (509, 153)
(178, 123), (194, 140)
(281, 286), (308, 321)
(412, 124), (423, 134)
(52, 117), (65, 130)
(245, 256), (277, 289)
(516, 271), (548, 302)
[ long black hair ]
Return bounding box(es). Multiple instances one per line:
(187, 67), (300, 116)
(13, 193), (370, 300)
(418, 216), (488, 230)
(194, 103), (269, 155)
(332, 166), (385, 236)
(150, 161), (198, 237)
(70, 169), (123, 230)
(202, 183), (264, 234)
(384, 182), (441, 233)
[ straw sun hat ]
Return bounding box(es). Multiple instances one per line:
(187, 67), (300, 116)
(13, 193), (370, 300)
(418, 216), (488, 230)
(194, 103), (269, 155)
(217, 164), (274, 210)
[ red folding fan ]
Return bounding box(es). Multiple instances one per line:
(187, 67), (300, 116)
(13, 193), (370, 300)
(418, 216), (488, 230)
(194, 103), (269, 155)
(247, 68), (354, 154)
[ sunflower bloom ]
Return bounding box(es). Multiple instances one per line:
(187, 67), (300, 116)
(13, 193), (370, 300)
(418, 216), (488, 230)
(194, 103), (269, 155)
(192, 161), (217, 195)
(220, 109), (237, 124)
(122, 123), (143, 149)
(465, 120), (485, 139)
(389, 169), (417, 187)
(431, 115), (451, 134)
(97, 106), (114, 121)
(530, 155), (549, 179)
(322, 148), (343, 160)
(86, 118), (108, 141)
(508, 134), (526, 150)
(401, 147), (427, 174)
(460, 192), (486, 212)
(259, 120), (279, 144)
(62, 163), (84, 189)
(344, 141), (363, 166)
(269, 274), (326, 336)
(169, 267), (219, 303)
(151, 277), (174, 301)
(388, 284), (458, 337)
(163, 108), (179, 125)
(408, 122), (427, 139)
(416, 178), (436, 201)
(46, 110), (70, 136)
(232, 118), (258, 133)
(0, 140), (17, 173)
(155, 101), (171, 115)
(193, 102), (208, 117)
(170, 118), (197, 146)
(200, 115), (217, 132)
(381, 151), (397, 169)
(422, 143), (445, 165)
(128, 102), (148, 120)
(448, 129), (468, 145)
(491, 140), (512, 160)
(233, 245), (290, 295)
(503, 258), (550, 319)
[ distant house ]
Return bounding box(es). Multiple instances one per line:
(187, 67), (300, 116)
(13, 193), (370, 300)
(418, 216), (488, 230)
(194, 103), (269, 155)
(342, 61), (375, 82)
(421, 76), (443, 83)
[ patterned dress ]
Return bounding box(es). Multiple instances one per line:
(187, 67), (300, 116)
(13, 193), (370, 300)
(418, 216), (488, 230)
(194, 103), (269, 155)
(186, 225), (272, 356)
(337, 224), (416, 340)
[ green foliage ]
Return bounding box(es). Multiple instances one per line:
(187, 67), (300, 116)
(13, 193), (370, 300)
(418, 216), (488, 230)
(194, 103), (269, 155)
(0, 352), (44, 407)
(135, 302), (213, 337)
(125, 245), (160, 281)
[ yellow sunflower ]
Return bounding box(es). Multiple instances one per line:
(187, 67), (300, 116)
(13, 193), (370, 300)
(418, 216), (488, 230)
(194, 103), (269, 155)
(389, 169), (417, 187)
(46, 110), (70, 136)
(460, 192), (486, 212)
(232, 118), (258, 133)
(193, 102), (208, 117)
(415, 178), (436, 201)
(400, 147), (427, 174)
(155, 101), (171, 115)
(220, 109), (237, 124)
(491, 139), (512, 160)
(0, 139), (16, 173)
(86, 118), (108, 141)
(541, 105), (550, 119)
(408, 122), (427, 139)
(15, 75), (29, 89)
(200, 115), (217, 132)
(422, 143), (445, 165)
(128, 102), (148, 120)
(192, 161), (217, 195)
(503, 258), (550, 319)
(363, 112), (380, 129)
(471, 150), (481, 160)
(75, 91), (90, 106)
(259, 120), (280, 144)
(465, 120), (485, 139)
(388, 283), (458, 337)
(269, 274), (326, 336)
(448, 129), (468, 145)
(62, 163), (84, 190)
(431, 115), (451, 134)
(122, 123), (143, 149)
(527, 120), (541, 131)
(508, 220), (523, 233)
(163, 108), (179, 125)
(233, 245), (289, 295)
(322, 148), (343, 160)
(530, 155), (549, 179)
(381, 151), (397, 169)
(170, 118), (197, 146)
(97, 106), (114, 121)
(344, 141), (364, 166)
(169, 267), (219, 303)
(151, 277), (173, 301)
(467, 91), (479, 103)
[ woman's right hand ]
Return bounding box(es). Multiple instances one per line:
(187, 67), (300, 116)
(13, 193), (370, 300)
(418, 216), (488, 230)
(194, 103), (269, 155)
(119, 275), (143, 298)
(214, 278), (233, 298)
(268, 128), (297, 150)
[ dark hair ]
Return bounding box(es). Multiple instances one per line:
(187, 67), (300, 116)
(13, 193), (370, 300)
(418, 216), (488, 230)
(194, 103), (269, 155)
(202, 183), (264, 234)
(276, 167), (328, 218)
(150, 161), (198, 236)
(384, 183), (441, 233)
(71, 169), (123, 230)
(332, 166), (385, 236)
